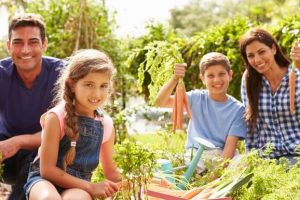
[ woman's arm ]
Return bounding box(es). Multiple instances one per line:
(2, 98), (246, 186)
(100, 128), (121, 182)
(221, 135), (239, 159)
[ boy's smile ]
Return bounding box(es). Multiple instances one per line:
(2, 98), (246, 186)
(200, 64), (232, 102)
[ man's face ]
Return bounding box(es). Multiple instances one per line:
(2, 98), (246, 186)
(7, 26), (47, 74)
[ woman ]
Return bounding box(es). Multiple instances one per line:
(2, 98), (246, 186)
(239, 27), (300, 164)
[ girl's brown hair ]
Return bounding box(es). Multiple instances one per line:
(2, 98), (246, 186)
(53, 49), (116, 170)
(239, 27), (290, 133)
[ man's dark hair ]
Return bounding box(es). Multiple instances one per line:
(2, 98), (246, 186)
(9, 13), (46, 42)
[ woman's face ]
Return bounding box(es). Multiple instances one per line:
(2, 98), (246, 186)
(245, 40), (277, 74)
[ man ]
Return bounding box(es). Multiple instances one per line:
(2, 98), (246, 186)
(0, 13), (65, 199)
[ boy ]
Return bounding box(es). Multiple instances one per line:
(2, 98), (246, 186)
(155, 52), (246, 172)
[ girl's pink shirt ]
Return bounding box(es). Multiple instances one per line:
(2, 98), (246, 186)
(40, 103), (113, 143)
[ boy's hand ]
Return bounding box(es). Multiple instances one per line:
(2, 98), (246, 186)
(291, 42), (300, 70)
(173, 63), (187, 81)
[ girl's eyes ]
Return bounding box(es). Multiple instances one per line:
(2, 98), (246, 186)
(84, 83), (110, 92)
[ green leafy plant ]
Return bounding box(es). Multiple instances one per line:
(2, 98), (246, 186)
(114, 139), (157, 199)
(127, 41), (184, 104)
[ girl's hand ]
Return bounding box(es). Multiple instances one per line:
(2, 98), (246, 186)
(87, 180), (119, 198)
(290, 42), (300, 70)
(172, 63), (187, 81)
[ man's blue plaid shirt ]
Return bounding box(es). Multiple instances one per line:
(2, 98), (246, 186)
(241, 66), (300, 158)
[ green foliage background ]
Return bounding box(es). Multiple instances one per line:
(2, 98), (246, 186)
(1, 0), (300, 135)
(1, 1), (300, 198)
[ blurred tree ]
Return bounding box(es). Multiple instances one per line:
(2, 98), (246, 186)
(0, 0), (27, 14)
(0, 40), (8, 59)
(25, 0), (116, 59)
(169, 0), (299, 36)
(1, 0), (133, 141)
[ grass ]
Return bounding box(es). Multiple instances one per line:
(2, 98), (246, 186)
(131, 130), (186, 154)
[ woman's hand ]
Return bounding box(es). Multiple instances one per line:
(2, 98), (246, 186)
(87, 180), (119, 198)
(290, 42), (300, 70)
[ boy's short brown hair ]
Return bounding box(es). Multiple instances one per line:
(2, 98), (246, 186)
(9, 13), (46, 42)
(199, 52), (231, 75)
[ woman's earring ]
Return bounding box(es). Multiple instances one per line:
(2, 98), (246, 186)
(72, 98), (75, 105)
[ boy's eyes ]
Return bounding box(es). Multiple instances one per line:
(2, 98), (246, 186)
(206, 73), (226, 78)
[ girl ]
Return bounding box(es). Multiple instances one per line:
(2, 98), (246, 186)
(24, 49), (121, 200)
(240, 27), (300, 164)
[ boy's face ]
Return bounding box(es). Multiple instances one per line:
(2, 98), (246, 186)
(200, 64), (232, 100)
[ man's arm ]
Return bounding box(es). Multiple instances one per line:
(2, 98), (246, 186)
(155, 63), (187, 108)
(0, 131), (41, 161)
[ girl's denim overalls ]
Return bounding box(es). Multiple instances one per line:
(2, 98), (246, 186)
(24, 115), (103, 198)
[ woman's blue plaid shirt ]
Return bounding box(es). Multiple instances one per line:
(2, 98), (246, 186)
(241, 66), (300, 158)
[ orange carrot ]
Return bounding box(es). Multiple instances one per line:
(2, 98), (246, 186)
(190, 188), (213, 200)
(289, 68), (296, 115)
(172, 89), (178, 133)
(181, 187), (203, 199)
(183, 84), (192, 119)
(172, 79), (191, 132)
(176, 81), (184, 130)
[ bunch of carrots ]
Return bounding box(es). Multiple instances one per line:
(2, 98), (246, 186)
(172, 79), (192, 133)
(289, 65), (296, 115)
(289, 39), (300, 115)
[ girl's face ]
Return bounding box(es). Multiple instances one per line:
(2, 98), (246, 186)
(200, 64), (232, 101)
(245, 40), (277, 74)
(72, 72), (110, 117)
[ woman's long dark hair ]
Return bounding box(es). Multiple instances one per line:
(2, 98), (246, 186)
(239, 27), (290, 133)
